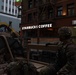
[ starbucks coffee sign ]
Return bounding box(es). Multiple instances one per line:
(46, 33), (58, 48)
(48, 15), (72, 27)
(22, 24), (52, 30)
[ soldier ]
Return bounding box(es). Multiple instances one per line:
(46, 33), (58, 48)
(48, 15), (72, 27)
(39, 26), (76, 75)
(0, 47), (8, 75)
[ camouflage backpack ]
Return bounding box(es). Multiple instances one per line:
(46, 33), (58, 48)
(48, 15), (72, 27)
(6, 61), (38, 75)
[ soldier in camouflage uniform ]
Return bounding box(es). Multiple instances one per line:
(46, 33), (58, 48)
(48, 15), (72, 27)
(0, 36), (38, 75)
(39, 26), (76, 75)
(0, 47), (8, 75)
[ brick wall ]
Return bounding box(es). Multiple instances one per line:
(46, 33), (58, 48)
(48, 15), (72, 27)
(31, 38), (59, 44)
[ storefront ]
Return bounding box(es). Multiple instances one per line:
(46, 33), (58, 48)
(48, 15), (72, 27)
(21, 23), (58, 38)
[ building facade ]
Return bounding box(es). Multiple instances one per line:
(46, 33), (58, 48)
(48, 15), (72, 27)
(21, 0), (76, 42)
(0, 0), (21, 32)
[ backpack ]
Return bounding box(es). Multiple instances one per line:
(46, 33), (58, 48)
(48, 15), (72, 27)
(6, 61), (38, 75)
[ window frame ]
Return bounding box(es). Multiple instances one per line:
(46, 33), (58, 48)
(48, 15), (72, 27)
(57, 6), (63, 17)
(28, 0), (33, 9)
(67, 3), (74, 16)
(48, 8), (53, 18)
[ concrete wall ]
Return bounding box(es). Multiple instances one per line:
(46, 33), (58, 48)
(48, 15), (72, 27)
(0, 0), (4, 12)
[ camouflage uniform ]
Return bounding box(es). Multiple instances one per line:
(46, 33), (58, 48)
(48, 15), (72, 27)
(56, 40), (76, 75)
(0, 39), (38, 75)
(6, 61), (38, 75)
(39, 27), (76, 75)
(0, 46), (8, 75)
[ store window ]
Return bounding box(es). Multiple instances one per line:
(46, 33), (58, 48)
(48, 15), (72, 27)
(67, 3), (74, 16)
(57, 6), (63, 16)
(28, 0), (33, 8)
(27, 30), (37, 37)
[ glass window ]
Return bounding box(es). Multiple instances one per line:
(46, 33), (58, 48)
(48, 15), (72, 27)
(9, 8), (11, 12)
(6, 0), (8, 3)
(13, 2), (14, 5)
(28, 0), (33, 8)
(1, 6), (4, 10)
(15, 10), (17, 13)
(67, 3), (74, 16)
(57, 6), (63, 16)
(12, 9), (14, 13)
(26, 30), (37, 37)
(6, 7), (7, 11)
(9, 1), (11, 4)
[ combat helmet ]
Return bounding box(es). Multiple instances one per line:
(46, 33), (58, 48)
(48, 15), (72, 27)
(58, 26), (72, 39)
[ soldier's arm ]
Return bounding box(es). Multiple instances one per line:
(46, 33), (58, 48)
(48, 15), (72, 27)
(57, 45), (76, 75)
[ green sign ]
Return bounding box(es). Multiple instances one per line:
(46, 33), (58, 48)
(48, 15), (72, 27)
(16, 0), (22, 2)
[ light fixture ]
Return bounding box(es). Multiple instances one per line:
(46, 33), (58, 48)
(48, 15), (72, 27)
(16, 0), (21, 2)
(62, 12), (66, 16)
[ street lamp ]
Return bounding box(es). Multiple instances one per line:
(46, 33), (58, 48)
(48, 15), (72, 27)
(16, 0), (20, 2)
(16, 0), (22, 2)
